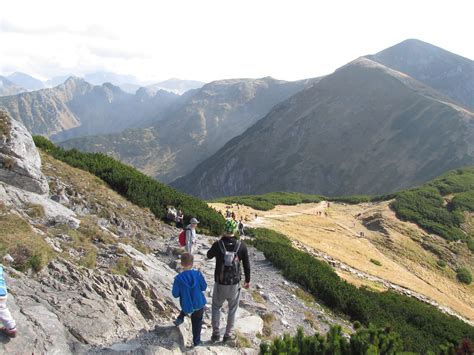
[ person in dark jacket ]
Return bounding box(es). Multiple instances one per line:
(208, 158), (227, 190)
(172, 253), (207, 347)
(207, 219), (251, 343)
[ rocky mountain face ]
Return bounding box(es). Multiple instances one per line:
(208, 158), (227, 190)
(7, 72), (45, 91)
(0, 76), (24, 97)
(0, 77), (179, 140)
(173, 58), (474, 199)
(368, 39), (474, 110)
(0, 112), (349, 353)
(60, 77), (317, 182)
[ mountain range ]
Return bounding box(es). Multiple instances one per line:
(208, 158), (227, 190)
(0, 77), (180, 139)
(0, 70), (204, 96)
(173, 53), (474, 198)
(60, 77), (317, 182)
(3, 39), (474, 199)
(0, 75), (25, 96)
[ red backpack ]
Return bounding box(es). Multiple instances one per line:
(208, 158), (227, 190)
(178, 229), (186, 246)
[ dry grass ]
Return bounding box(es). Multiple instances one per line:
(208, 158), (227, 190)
(261, 313), (276, 338)
(25, 203), (46, 219)
(251, 289), (266, 304)
(211, 201), (474, 321)
(0, 212), (53, 271)
(0, 111), (12, 139)
(1, 156), (15, 170)
(235, 331), (251, 348)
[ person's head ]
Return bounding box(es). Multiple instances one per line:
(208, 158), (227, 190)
(224, 219), (238, 236)
(181, 252), (194, 269)
(189, 217), (199, 229)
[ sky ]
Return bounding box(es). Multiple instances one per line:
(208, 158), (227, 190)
(1, 0), (473, 83)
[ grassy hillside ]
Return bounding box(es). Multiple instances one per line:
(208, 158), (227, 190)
(249, 228), (474, 353)
(34, 136), (225, 235)
(213, 167), (474, 247)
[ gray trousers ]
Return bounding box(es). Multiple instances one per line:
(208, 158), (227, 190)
(211, 283), (241, 337)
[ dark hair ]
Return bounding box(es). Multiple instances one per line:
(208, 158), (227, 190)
(181, 252), (194, 266)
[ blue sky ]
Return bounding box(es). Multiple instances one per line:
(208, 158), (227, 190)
(1, 0), (473, 83)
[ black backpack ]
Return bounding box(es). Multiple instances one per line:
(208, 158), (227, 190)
(218, 240), (241, 285)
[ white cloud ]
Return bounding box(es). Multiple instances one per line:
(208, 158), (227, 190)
(0, 0), (473, 82)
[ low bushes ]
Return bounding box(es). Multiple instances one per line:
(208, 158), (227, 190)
(248, 228), (474, 352)
(34, 136), (225, 235)
(456, 268), (472, 285)
(260, 325), (404, 355)
(213, 192), (325, 211)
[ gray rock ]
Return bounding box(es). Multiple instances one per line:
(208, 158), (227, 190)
(0, 112), (49, 194)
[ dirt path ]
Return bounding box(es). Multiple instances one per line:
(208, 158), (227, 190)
(209, 202), (474, 323)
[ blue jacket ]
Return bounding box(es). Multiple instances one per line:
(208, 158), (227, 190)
(0, 266), (7, 297)
(172, 269), (207, 314)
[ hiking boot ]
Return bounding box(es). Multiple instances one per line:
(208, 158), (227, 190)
(211, 334), (220, 343)
(0, 327), (17, 338)
(173, 317), (184, 326)
(223, 334), (236, 343)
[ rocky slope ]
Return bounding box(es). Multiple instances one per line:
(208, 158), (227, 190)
(173, 57), (474, 198)
(60, 77), (317, 182)
(0, 112), (350, 353)
(0, 77), (179, 140)
(369, 39), (474, 110)
(0, 76), (25, 97)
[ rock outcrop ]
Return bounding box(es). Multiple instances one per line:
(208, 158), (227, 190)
(0, 110), (49, 194)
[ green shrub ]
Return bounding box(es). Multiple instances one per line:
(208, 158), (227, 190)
(369, 258), (382, 266)
(468, 238), (474, 253)
(34, 136), (225, 235)
(248, 228), (474, 352)
(456, 268), (472, 285)
(260, 325), (403, 354)
(213, 192), (325, 211)
(437, 259), (447, 268)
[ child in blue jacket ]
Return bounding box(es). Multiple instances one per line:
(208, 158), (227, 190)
(172, 252), (207, 347)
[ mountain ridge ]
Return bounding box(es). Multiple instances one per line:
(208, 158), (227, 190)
(172, 57), (474, 198)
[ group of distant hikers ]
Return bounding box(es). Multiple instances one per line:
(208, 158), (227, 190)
(172, 216), (250, 347)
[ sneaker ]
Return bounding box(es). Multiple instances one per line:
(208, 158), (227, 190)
(173, 317), (184, 326)
(211, 334), (220, 343)
(0, 327), (17, 338)
(223, 334), (236, 342)
(193, 341), (203, 347)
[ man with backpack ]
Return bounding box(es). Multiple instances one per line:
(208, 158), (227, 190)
(207, 219), (251, 343)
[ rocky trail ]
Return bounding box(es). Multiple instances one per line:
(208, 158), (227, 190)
(93, 235), (352, 354)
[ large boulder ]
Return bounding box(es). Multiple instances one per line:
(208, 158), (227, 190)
(0, 110), (49, 194)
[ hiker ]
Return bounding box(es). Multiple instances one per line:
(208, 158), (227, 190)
(185, 218), (199, 254)
(207, 219), (251, 343)
(231, 211), (236, 221)
(0, 255), (17, 337)
(225, 209), (231, 219)
(176, 210), (184, 228)
(167, 206), (177, 221)
(238, 219), (245, 237)
(172, 253), (207, 347)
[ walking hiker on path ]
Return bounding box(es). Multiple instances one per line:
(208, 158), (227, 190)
(185, 218), (199, 254)
(172, 253), (207, 347)
(176, 210), (184, 229)
(207, 219), (251, 343)
(238, 218), (245, 237)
